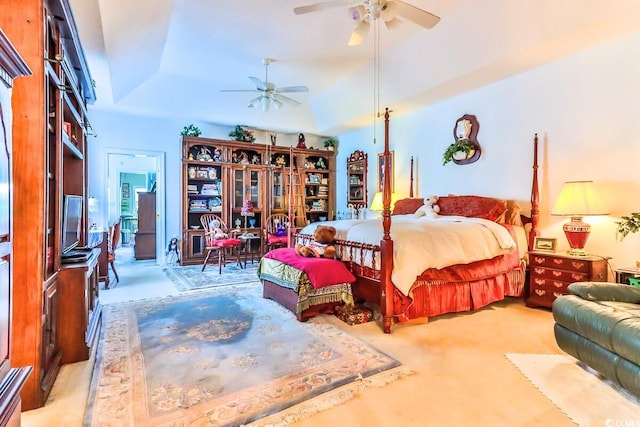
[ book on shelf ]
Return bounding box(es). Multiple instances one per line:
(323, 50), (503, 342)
(187, 184), (198, 194)
(201, 183), (220, 196)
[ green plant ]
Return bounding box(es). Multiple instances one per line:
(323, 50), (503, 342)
(229, 125), (255, 142)
(323, 137), (337, 148)
(181, 124), (201, 137)
(616, 212), (640, 240)
(442, 139), (475, 165)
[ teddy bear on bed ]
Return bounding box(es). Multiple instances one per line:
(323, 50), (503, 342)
(421, 195), (441, 218)
(295, 225), (337, 259)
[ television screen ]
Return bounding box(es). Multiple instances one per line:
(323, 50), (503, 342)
(62, 195), (83, 253)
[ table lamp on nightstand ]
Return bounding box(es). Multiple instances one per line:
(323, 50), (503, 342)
(551, 180), (608, 256)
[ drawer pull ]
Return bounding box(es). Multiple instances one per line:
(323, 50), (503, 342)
(534, 257), (545, 264)
(535, 289), (546, 296)
(571, 261), (585, 269)
(534, 278), (545, 285)
(553, 259), (564, 265)
(571, 273), (585, 281)
(534, 268), (545, 274)
(552, 271), (562, 277)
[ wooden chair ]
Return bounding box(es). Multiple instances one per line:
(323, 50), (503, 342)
(263, 214), (290, 253)
(200, 214), (243, 273)
(107, 218), (121, 284)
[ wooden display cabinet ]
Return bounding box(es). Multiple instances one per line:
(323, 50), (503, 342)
(180, 138), (336, 265)
(526, 251), (608, 308)
(346, 150), (368, 218)
(2, 0), (97, 410)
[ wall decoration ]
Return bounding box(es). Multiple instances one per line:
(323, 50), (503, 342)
(442, 114), (482, 165)
(378, 151), (394, 192)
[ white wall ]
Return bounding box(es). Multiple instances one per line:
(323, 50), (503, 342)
(335, 30), (640, 273)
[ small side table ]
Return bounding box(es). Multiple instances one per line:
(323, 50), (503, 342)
(238, 234), (262, 267)
(614, 267), (640, 286)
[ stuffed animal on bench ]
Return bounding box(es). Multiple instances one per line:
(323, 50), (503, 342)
(295, 225), (337, 259)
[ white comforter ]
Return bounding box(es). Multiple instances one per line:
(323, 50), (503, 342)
(299, 215), (516, 296)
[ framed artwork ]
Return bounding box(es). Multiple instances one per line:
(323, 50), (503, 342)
(533, 237), (557, 253)
(378, 151), (394, 192)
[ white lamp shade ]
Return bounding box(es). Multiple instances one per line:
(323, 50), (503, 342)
(551, 181), (608, 216)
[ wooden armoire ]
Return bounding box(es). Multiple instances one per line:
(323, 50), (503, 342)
(0, 28), (33, 427)
(2, 0), (98, 410)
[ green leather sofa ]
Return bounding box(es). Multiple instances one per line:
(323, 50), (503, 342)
(552, 281), (640, 398)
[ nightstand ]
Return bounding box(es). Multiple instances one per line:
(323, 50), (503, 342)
(526, 251), (609, 308)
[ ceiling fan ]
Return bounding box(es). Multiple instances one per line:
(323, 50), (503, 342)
(294, 0), (440, 46)
(220, 58), (309, 112)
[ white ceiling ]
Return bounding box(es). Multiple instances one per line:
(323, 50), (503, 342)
(69, 0), (640, 136)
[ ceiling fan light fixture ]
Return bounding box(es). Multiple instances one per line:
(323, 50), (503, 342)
(348, 19), (370, 46)
(348, 5), (367, 21)
(272, 98), (283, 110)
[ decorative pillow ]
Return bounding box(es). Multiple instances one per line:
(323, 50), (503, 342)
(391, 198), (424, 215)
(437, 195), (507, 222)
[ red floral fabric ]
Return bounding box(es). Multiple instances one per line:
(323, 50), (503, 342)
(437, 195), (506, 221)
(391, 198), (425, 215)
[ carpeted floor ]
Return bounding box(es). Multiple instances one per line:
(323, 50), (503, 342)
(84, 282), (408, 426)
(506, 353), (640, 425)
(164, 262), (260, 291)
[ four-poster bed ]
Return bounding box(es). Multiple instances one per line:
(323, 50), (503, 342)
(263, 109), (540, 333)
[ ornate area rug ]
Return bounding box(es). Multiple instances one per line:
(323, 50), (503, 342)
(506, 353), (640, 425)
(164, 262), (260, 291)
(85, 284), (405, 426)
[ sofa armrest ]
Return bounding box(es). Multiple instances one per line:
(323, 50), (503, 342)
(568, 281), (640, 303)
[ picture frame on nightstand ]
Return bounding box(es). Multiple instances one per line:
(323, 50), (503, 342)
(533, 237), (557, 253)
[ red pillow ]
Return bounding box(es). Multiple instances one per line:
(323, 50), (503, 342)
(391, 198), (425, 215)
(437, 195), (507, 221)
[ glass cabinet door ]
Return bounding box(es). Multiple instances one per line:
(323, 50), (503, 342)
(232, 167), (262, 229)
(347, 150), (368, 218)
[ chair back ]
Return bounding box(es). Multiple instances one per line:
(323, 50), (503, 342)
(109, 217), (122, 255)
(264, 214), (290, 248)
(200, 214), (230, 247)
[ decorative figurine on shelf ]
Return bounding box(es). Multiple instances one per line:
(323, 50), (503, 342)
(274, 155), (286, 166)
(316, 157), (326, 169)
(251, 154), (260, 165)
(274, 222), (287, 237)
(188, 152), (194, 160)
(209, 219), (228, 239)
(270, 133), (277, 146)
(196, 147), (212, 162)
(213, 148), (222, 162)
(235, 151), (249, 164)
(297, 133), (307, 148)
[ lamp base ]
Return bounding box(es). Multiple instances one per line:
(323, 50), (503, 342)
(563, 216), (590, 256)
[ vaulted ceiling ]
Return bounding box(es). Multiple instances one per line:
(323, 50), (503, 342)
(69, 0), (640, 135)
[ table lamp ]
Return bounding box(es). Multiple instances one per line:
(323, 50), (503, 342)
(551, 181), (608, 256)
(370, 191), (400, 213)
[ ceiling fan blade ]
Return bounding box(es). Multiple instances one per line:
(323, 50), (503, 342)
(272, 94), (301, 106)
(249, 76), (268, 91)
(391, 0), (440, 29)
(294, 0), (351, 15)
(248, 95), (263, 108)
(220, 89), (260, 93)
(275, 85), (309, 93)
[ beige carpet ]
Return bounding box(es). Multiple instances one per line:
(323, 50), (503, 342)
(507, 353), (640, 426)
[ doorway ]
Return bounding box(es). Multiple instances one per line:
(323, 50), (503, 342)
(106, 149), (165, 264)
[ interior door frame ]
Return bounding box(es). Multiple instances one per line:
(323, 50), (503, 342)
(106, 148), (165, 264)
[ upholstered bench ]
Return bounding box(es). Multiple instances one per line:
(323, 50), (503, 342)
(258, 248), (356, 321)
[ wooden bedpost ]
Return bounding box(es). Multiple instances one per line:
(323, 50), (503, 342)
(380, 108), (394, 333)
(528, 134), (540, 250)
(409, 156), (414, 198)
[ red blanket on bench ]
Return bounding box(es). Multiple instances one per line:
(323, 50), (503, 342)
(263, 248), (356, 289)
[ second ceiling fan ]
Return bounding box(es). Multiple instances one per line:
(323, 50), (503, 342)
(294, 0), (440, 46)
(220, 58), (309, 112)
